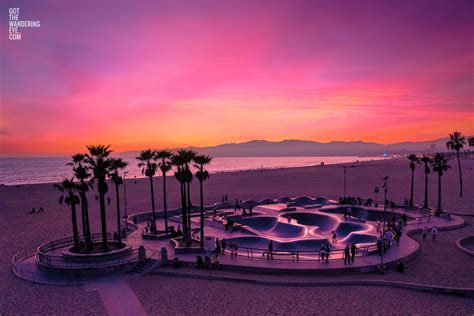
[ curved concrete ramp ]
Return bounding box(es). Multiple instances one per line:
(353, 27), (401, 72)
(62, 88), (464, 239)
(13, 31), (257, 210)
(343, 233), (378, 244)
(234, 216), (278, 231)
(281, 213), (338, 231)
(321, 206), (399, 221)
(335, 222), (371, 238)
(277, 196), (291, 203)
(266, 222), (305, 238)
(293, 196), (315, 205)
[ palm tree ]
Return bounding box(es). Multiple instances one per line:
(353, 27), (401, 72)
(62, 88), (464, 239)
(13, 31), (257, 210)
(171, 150), (195, 246)
(446, 131), (466, 197)
(468, 136), (474, 147)
(193, 155), (212, 247)
(156, 150), (173, 232)
(54, 178), (81, 250)
(109, 158), (128, 245)
(407, 154), (419, 206)
(136, 149), (158, 233)
(431, 153), (450, 215)
(420, 155), (432, 209)
(67, 153), (93, 250)
(85, 145), (113, 252)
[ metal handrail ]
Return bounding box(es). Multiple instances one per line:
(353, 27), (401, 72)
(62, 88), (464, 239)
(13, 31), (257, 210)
(222, 243), (378, 262)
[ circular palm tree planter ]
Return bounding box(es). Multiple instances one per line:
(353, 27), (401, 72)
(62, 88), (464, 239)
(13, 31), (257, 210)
(36, 235), (142, 277)
(171, 238), (204, 254)
(61, 242), (132, 262)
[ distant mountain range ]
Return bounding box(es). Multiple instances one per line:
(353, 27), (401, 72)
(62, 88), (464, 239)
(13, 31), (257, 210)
(120, 138), (450, 157)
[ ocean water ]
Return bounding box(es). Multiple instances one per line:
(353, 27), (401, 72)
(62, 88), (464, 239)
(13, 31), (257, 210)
(0, 156), (384, 185)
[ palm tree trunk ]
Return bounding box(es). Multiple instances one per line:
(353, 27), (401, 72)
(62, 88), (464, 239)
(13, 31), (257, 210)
(80, 199), (87, 241)
(437, 173), (442, 213)
(180, 181), (188, 246)
(456, 151), (463, 197)
(71, 202), (80, 249)
(149, 176), (156, 232)
(83, 194), (92, 250)
(115, 182), (122, 245)
(98, 181), (108, 251)
(187, 181), (192, 241)
(423, 172), (429, 209)
(163, 172), (168, 232)
(199, 180), (204, 247)
(410, 169), (414, 205)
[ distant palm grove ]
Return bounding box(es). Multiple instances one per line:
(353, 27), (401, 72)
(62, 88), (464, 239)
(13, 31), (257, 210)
(405, 131), (470, 215)
(56, 145), (211, 253)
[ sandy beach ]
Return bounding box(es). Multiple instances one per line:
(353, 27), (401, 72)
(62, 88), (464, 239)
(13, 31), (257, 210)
(1, 157), (473, 314)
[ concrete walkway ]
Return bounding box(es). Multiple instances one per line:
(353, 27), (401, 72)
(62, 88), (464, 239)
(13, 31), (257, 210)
(86, 279), (147, 316)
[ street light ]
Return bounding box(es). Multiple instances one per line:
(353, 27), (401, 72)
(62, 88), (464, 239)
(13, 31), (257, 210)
(380, 176), (389, 270)
(343, 165), (356, 199)
(123, 171), (129, 230)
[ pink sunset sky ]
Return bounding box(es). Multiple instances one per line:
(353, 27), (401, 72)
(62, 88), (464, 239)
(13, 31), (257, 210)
(0, 0), (473, 156)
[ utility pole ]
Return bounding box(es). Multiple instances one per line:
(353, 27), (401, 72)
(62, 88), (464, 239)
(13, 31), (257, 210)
(343, 165), (356, 199)
(123, 171), (129, 230)
(380, 176), (389, 269)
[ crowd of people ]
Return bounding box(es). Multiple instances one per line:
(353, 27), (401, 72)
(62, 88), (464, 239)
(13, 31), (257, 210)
(339, 196), (399, 209)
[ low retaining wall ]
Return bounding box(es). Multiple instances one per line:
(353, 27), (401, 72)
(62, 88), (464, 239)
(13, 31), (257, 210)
(456, 236), (474, 256)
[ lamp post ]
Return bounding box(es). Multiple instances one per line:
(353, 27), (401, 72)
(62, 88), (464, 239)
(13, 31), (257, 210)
(380, 176), (389, 269)
(343, 165), (356, 199)
(123, 171), (129, 230)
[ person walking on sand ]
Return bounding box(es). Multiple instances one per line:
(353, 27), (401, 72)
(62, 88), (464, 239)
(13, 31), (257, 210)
(431, 226), (438, 241)
(30, 207), (36, 214)
(422, 226), (428, 240)
(267, 240), (274, 260)
(344, 244), (351, 265)
(351, 243), (357, 262)
(331, 231), (337, 243)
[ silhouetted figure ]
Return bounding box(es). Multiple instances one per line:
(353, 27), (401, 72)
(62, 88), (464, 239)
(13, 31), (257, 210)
(332, 231), (337, 243)
(177, 225), (183, 237)
(351, 243), (357, 262)
(320, 244), (326, 263)
(196, 255), (204, 268)
(38, 207), (44, 213)
(325, 245), (331, 263)
(30, 207), (36, 214)
(431, 226), (438, 241)
(212, 255), (220, 269)
(215, 238), (221, 254)
(221, 238), (227, 255)
(249, 207), (253, 216)
(422, 226), (427, 240)
(344, 244), (351, 265)
(267, 240), (274, 260)
(402, 214), (407, 226)
(204, 256), (211, 268)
